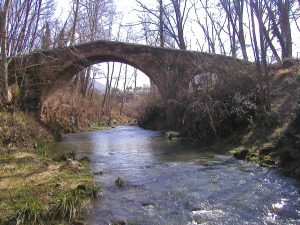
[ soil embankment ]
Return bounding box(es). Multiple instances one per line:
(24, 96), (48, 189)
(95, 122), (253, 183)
(229, 60), (300, 178)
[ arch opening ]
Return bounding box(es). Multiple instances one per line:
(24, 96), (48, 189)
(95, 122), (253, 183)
(59, 55), (165, 98)
(41, 60), (164, 133)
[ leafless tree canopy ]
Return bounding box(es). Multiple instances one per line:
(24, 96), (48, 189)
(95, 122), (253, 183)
(0, 0), (299, 110)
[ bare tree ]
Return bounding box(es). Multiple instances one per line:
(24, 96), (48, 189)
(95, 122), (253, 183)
(159, 0), (165, 47)
(193, 0), (227, 54)
(7, 0), (56, 54)
(41, 21), (51, 49)
(1, 0), (58, 109)
(219, 0), (248, 60)
(247, 0), (271, 109)
(70, 0), (80, 45)
(264, 0), (294, 59)
(0, 0), (11, 104)
(68, 0), (117, 96)
(136, 0), (192, 49)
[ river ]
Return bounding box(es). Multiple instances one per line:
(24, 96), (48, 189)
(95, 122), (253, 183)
(49, 126), (300, 225)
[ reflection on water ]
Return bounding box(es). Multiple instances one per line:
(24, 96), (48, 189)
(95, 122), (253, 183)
(49, 126), (300, 225)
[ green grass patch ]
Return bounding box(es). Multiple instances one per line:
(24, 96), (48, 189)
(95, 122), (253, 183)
(115, 177), (125, 187)
(0, 150), (100, 224)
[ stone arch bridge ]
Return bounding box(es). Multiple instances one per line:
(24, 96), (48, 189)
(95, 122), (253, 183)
(10, 40), (254, 109)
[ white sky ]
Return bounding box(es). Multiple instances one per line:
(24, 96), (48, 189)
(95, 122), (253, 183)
(55, 0), (300, 88)
(55, 0), (150, 88)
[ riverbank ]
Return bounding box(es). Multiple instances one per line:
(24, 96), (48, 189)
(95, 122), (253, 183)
(0, 150), (99, 224)
(0, 111), (53, 153)
(227, 60), (300, 179)
(151, 60), (300, 179)
(51, 126), (300, 224)
(0, 112), (100, 224)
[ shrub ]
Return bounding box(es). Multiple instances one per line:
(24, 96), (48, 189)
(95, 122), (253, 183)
(76, 183), (101, 198)
(229, 92), (257, 126)
(181, 77), (258, 142)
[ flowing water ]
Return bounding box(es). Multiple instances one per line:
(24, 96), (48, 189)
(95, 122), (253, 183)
(49, 126), (300, 225)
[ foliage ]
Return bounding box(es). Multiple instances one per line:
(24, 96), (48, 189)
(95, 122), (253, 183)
(79, 156), (91, 163)
(181, 92), (258, 142)
(76, 183), (101, 198)
(180, 73), (259, 142)
(41, 85), (135, 134)
(134, 88), (167, 130)
(230, 92), (257, 125)
(49, 190), (85, 222)
(255, 107), (279, 127)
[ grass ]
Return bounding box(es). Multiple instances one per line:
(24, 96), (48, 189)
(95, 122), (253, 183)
(34, 140), (49, 156)
(3, 195), (48, 225)
(115, 177), (125, 187)
(50, 190), (86, 222)
(0, 150), (100, 224)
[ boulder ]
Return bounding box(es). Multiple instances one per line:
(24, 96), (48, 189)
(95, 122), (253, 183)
(259, 143), (275, 156)
(109, 220), (127, 225)
(72, 220), (88, 225)
(60, 159), (82, 172)
(294, 166), (300, 178)
(233, 149), (249, 160)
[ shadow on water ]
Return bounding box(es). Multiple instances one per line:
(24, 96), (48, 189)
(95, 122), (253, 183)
(49, 126), (300, 225)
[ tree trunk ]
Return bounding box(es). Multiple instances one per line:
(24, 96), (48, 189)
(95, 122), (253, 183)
(159, 0), (164, 47)
(236, 0), (248, 60)
(70, 0), (79, 45)
(0, 0), (11, 105)
(278, 0), (292, 58)
(249, 0), (265, 108)
(120, 65), (128, 116)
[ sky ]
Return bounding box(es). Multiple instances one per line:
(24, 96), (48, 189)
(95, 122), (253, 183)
(55, 0), (151, 88)
(56, 0), (300, 55)
(55, 0), (300, 88)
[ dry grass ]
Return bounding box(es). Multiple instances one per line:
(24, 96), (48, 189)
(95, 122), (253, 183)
(41, 84), (140, 133)
(0, 112), (53, 152)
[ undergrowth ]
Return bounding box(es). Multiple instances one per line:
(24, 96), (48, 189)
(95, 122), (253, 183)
(41, 85), (135, 134)
(0, 112), (53, 152)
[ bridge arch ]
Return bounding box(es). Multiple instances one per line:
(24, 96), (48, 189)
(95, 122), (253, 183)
(42, 53), (166, 105)
(12, 40), (254, 110)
